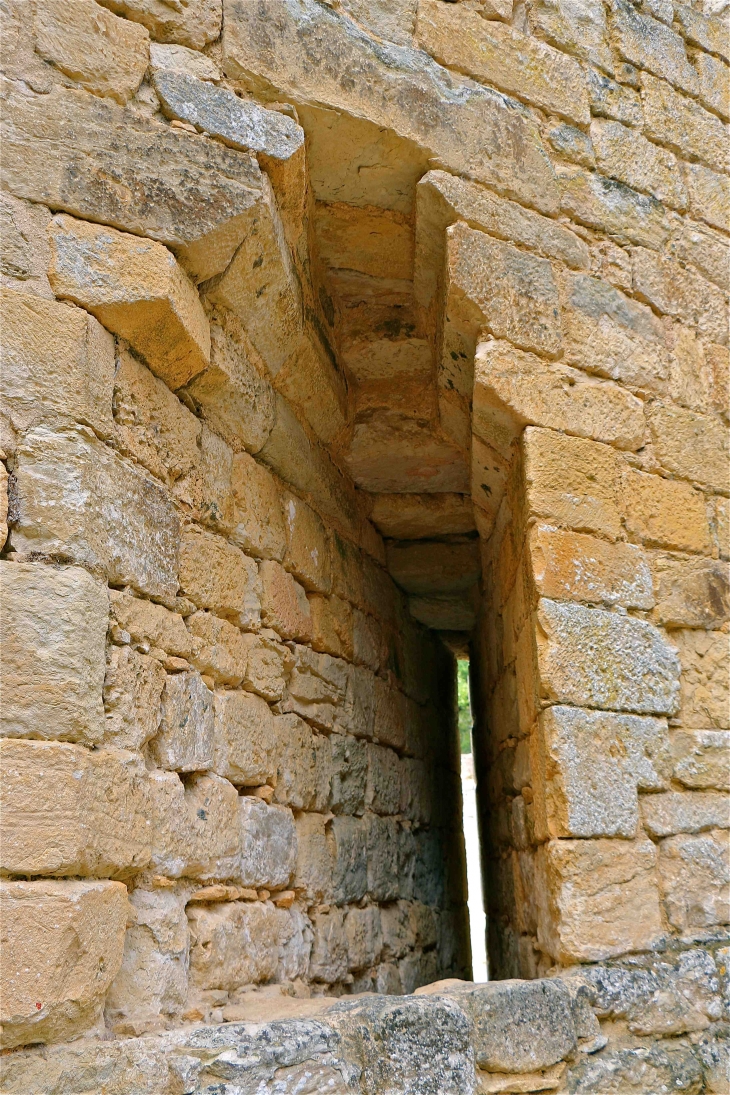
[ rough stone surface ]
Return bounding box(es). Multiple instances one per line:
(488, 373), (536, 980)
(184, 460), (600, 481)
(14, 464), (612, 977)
(0, 286), (115, 438)
(97, 0), (222, 51)
(49, 214), (210, 390)
(536, 599), (680, 715)
(178, 528), (260, 630)
(153, 69), (305, 162)
(34, 0), (150, 105)
(537, 837), (664, 963)
(534, 706), (670, 839)
(222, 0), (559, 215)
(12, 425), (180, 599)
(239, 797), (297, 890)
(151, 671), (215, 774)
(0, 563), (108, 744)
(1, 84), (264, 284)
(0, 740), (153, 879)
(0, 879), (128, 1049)
(213, 689), (276, 787)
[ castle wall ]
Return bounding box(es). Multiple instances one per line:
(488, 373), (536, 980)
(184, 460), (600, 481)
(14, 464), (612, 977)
(0, 0), (728, 1091)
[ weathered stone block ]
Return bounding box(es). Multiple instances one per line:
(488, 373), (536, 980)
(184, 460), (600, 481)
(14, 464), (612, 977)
(367, 815), (401, 903)
(330, 733), (367, 816)
(12, 425), (180, 600)
(259, 559), (312, 642)
(0, 739), (152, 878)
(330, 993), (475, 1094)
(204, 177), (302, 380)
(1, 286), (114, 438)
(446, 223), (561, 358)
(240, 630), (291, 702)
(651, 556), (729, 629)
(374, 678), (407, 752)
(148, 771), (241, 882)
(685, 162), (729, 234)
(281, 494), (332, 595)
(294, 812), (333, 901)
(113, 348), (200, 487)
(229, 453), (285, 561)
(523, 428), (621, 540)
(154, 68), (304, 162)
(309, 907), (348, 985)
(0, 189), (53, 299)
(0, 879), (128, 1049)
(585, 66), (643, 125)
(623, 467), (712, 554)
(331, 816), (368, 905)
(0, 562), (107, 744)
(675, 2), (729, 57)
(187, 611), (249, 688)
(222, 0), (559, 215)
(370, 491), (476, 542)
(529, 525), (653, 609)
(416, 0), (589, 125)
(537, 599), (680, 715)
(533, 706), (670, 839)
(674, 628), (729, 730)
(671, 730), (730, 792)
(104, 886), (189, 1034)
(178, 529), (260, 631)
(537, 837), (664, 963)
(34, 0), (149, 105)
(239, 798), (297, 890)
(1, 83), (262, 283)
(642, 791), (729, 837)
(561, 270), (670, 393)
(110, 588), (194, 659)
(591, 119), (686, 210)
(386, 539), (481, 597)
(98, 0), (222, 50)
(527, 0), (613, 72)
(151, 671), (215, 774)
(345, 906), (383, 972)
(448, 979), (576, 1074)
(558, 166), (671, 249)
(608, 0), (699, 95)
(268, 709), (317, 814)
(634, 249), (727, 348)
(308, 593), (354, 661)
(185, 308), (275, 457)
(213, 689), (275, 787)
(366, 743), (402, 817)
(149, 42), (221, 83)
(641, 73), (728, 174)
(103, 645), (166, 750)
(647, 401), (729, 491)
(659, 830), (730, 931)
(692, 49), (730, 123)
(49, 215), (210, 391)
(187, 900), (281, 992)
(474, 339), (645, 454)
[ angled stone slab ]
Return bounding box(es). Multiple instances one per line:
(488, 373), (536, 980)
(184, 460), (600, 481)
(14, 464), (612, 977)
(1, 83), (263, 283)
(48, 215), (210, 390)
(152, 69), (305, 163)
(222, 0), (558, 216)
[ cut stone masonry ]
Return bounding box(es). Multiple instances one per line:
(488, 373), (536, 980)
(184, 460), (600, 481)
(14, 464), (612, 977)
(0, 0), (728, 1091)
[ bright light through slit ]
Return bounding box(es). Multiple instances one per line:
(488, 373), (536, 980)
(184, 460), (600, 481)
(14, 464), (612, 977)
(458, 659), (488, 983)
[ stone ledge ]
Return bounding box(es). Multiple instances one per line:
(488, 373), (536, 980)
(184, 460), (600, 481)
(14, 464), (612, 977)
(2, 972), (726, 1093)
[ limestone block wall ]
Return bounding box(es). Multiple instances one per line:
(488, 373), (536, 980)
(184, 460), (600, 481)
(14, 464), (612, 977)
(0, 0), (474, 1055)
(1, 0), (729, 1091)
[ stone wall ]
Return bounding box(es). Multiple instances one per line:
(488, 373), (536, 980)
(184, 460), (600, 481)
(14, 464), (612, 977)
(0, 0), (728, 1092)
